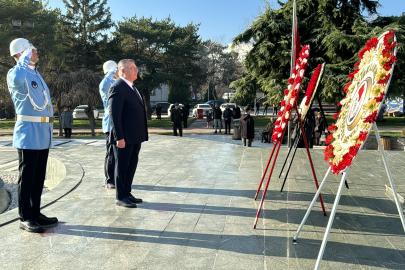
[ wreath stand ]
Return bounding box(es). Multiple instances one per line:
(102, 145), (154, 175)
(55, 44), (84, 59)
(253, 106), (327, 229)
(292, 123), (405, 269)
(278, 94), (349, 191)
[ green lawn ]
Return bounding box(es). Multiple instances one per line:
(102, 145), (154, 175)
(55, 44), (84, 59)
(0, 118), (176, 130)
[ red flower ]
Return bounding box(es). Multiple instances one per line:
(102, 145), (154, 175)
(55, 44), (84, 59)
(374, 91), (385, 103)
(324, 145), (334, 161)
(300, 62), (308, 70)
(384, 30), (395, 47)
(354, 61), (360, 68)
(289, 78), (294, 85)
(347, 144), (361, 159)
(364, 111), (378, 123)
(343, 82), (352, 94)
(333, 111), (341, 120)
(292, 67), (297, 74)
(359, 48), (369, 59)
(382, 41), (397, 58)
(366, 37), (378, 49)
(348, 69), (359, 80)
(383, 55), (397, 71)
(277, 110), (283, 117)
(358, 131), (368, 142)
(325, 134), (334, 145)
(378, 73), (391, 85)
(281, 100), (286, 107)
(284, 89), (289, 95)
(328, 123), (337, 132)
(285, 104), (292, 112)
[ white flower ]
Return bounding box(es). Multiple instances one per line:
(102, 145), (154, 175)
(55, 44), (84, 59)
(300, 69), (305, 77)
(296, 65), (300, 70)
(277, 133), (281, 138)
(288, 85), (293, 90)
(294, 83), (301, 90)
(281, 122), (286, 128)
(292, 74), (296, 79)
(303, 58), (308, 64)
(280, 106), (285, 111)
(285, 111), (290, 119)
(290, 98), (295, 105)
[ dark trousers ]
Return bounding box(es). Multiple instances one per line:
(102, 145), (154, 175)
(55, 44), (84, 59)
(17, 149), (49, 221)
(273, 107), (278, 115)
(173, 122), (182, 136)
(242, 138), (252, 147)
(183, 118), (187, 128)
(104, 132), (115, 185)
(224, 119), (231, 133)
(113, 143), (141, 200)
(64, 128), (72, 138)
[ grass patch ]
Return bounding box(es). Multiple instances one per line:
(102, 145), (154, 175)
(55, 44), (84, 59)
(147, 118), (174, 128)
(370, 131), (404, 137)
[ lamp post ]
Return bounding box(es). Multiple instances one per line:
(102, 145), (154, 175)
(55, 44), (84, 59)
(12, 20), (34, 38)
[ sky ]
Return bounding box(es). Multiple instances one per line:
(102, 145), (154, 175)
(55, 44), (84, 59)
(46, 0), (404, 46)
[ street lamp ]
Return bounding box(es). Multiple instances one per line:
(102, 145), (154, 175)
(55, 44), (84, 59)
(12, 20), (21, 29)
(11, 20), (34, 38)
(26, 21), (34, 31)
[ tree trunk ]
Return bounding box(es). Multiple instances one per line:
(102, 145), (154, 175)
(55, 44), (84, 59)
(142, 88), (152, 120)
(57, 100), (63, 136)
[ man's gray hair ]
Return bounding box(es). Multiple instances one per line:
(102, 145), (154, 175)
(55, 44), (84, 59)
(118, 59), (136, 70)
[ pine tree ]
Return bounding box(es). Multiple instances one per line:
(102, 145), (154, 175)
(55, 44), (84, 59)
(231, 0), (404, 106)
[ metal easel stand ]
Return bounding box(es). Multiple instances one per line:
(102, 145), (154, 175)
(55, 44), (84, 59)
(292, 123), (405, 270)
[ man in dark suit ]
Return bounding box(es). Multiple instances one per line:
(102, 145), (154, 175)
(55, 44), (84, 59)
(108, 59), (148, 208)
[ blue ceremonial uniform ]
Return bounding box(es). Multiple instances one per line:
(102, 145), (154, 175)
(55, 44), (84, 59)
(99, 70), (116, 133)
(7, 55), (53, 150)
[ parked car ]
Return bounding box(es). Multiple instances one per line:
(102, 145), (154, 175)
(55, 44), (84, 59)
(220, 103), (244, 114)
(205, 100), (226, 108)
(151, 102), (171, 114)
(73, 105), (101, 119)
(192, 104), (212, 117)
(167, 103), (183, 118)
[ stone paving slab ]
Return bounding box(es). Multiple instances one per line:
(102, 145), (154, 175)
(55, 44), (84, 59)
(0, 135), (404, 269)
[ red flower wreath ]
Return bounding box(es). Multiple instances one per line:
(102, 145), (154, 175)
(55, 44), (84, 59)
(271, 44), (311, 143)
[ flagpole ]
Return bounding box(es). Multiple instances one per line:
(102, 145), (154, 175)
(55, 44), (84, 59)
(288, 0), (296, 148)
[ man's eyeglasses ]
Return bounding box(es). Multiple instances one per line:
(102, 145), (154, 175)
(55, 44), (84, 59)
(124, 67), (138, 72)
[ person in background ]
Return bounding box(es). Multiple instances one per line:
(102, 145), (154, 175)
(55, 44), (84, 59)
(223, 104), (233, 134)
(239, 106), (255, 147)
(314, 111), (326, 146)
(233, 104), (241, 119)
(273, 100), (278, 115)
(156, 103), (162, 120)
(171, 103), (183, 136)
(206, 109), (212, 128)
(304, 110), (315, 148)
(213, 103), (222, 134)
(263, 103), (268, 115)
(262, 117), (275, 142)
(60, 106), (73, 138)
(255, 100), (260, 115)
(184, 102), (190, 122)
(100, 60), (119, 189)
(182, 104), (189, 128)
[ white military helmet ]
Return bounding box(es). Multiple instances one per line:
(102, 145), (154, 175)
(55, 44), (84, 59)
(10, 38), (36, 56)
(103, 60), (118, 74)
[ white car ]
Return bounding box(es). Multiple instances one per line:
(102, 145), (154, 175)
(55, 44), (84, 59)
(220, 103), (244, 114)
(192, 104), (212, 117)
(73, 105), (101, 119)
(167, 104), (183, 117)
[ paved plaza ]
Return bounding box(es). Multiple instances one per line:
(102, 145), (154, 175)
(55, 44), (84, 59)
(0, 134), (404, 269)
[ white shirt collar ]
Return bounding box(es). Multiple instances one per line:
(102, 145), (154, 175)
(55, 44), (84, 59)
(120, 77), (133, 89)
(28, 65), (35, 70)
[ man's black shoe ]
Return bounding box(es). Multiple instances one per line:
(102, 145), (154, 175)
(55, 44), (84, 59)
(115, 198), (137, 208)
(19, 219), (44, 233)
(35, 213), (58, 227)
(214, 131), (217, 134)
(128, 194), (143, 204)
(106, 183), (115, 189)
(224, 132), (227, 134)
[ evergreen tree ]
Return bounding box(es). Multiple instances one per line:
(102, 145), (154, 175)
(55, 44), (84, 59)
(62, 0), (113, 70)
(116, 16), (204, 119)
(231, 0), (404, 106)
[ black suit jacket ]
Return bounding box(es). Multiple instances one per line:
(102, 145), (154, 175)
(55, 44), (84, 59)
(108, 78), (148, 145)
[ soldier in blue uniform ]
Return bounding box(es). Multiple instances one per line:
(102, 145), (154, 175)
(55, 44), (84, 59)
(7, 38), (58, 233)
(99, 60), (118, 189)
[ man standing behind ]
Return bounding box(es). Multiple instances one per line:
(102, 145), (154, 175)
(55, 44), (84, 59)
(171, 103), (183, 136)
(108, 59), (148, 208)
(7, 38), (58, 233)
(239, 106), (255, 147)
(255, 100), (260, 115)
(233, 104), (241, 119)
(273, 101), (278, 115)
(60, 106), (73, 138)
(99, 60), (118, 189)
(223, 104), (233, 134)
(213, 103), (222, 134)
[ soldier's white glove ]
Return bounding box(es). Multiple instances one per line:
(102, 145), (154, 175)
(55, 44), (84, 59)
(110, 67), (118, 73)
(20, 48), (33, 59)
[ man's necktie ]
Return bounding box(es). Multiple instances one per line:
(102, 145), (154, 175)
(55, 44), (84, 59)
(132, 85), (143, 105)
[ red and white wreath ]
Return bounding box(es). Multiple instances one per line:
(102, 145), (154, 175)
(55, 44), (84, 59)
(272, 44), (311, 143)
(324, 31), (397, 174)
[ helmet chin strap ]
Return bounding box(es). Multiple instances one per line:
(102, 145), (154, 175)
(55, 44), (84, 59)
(30, 61), (36, 65)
